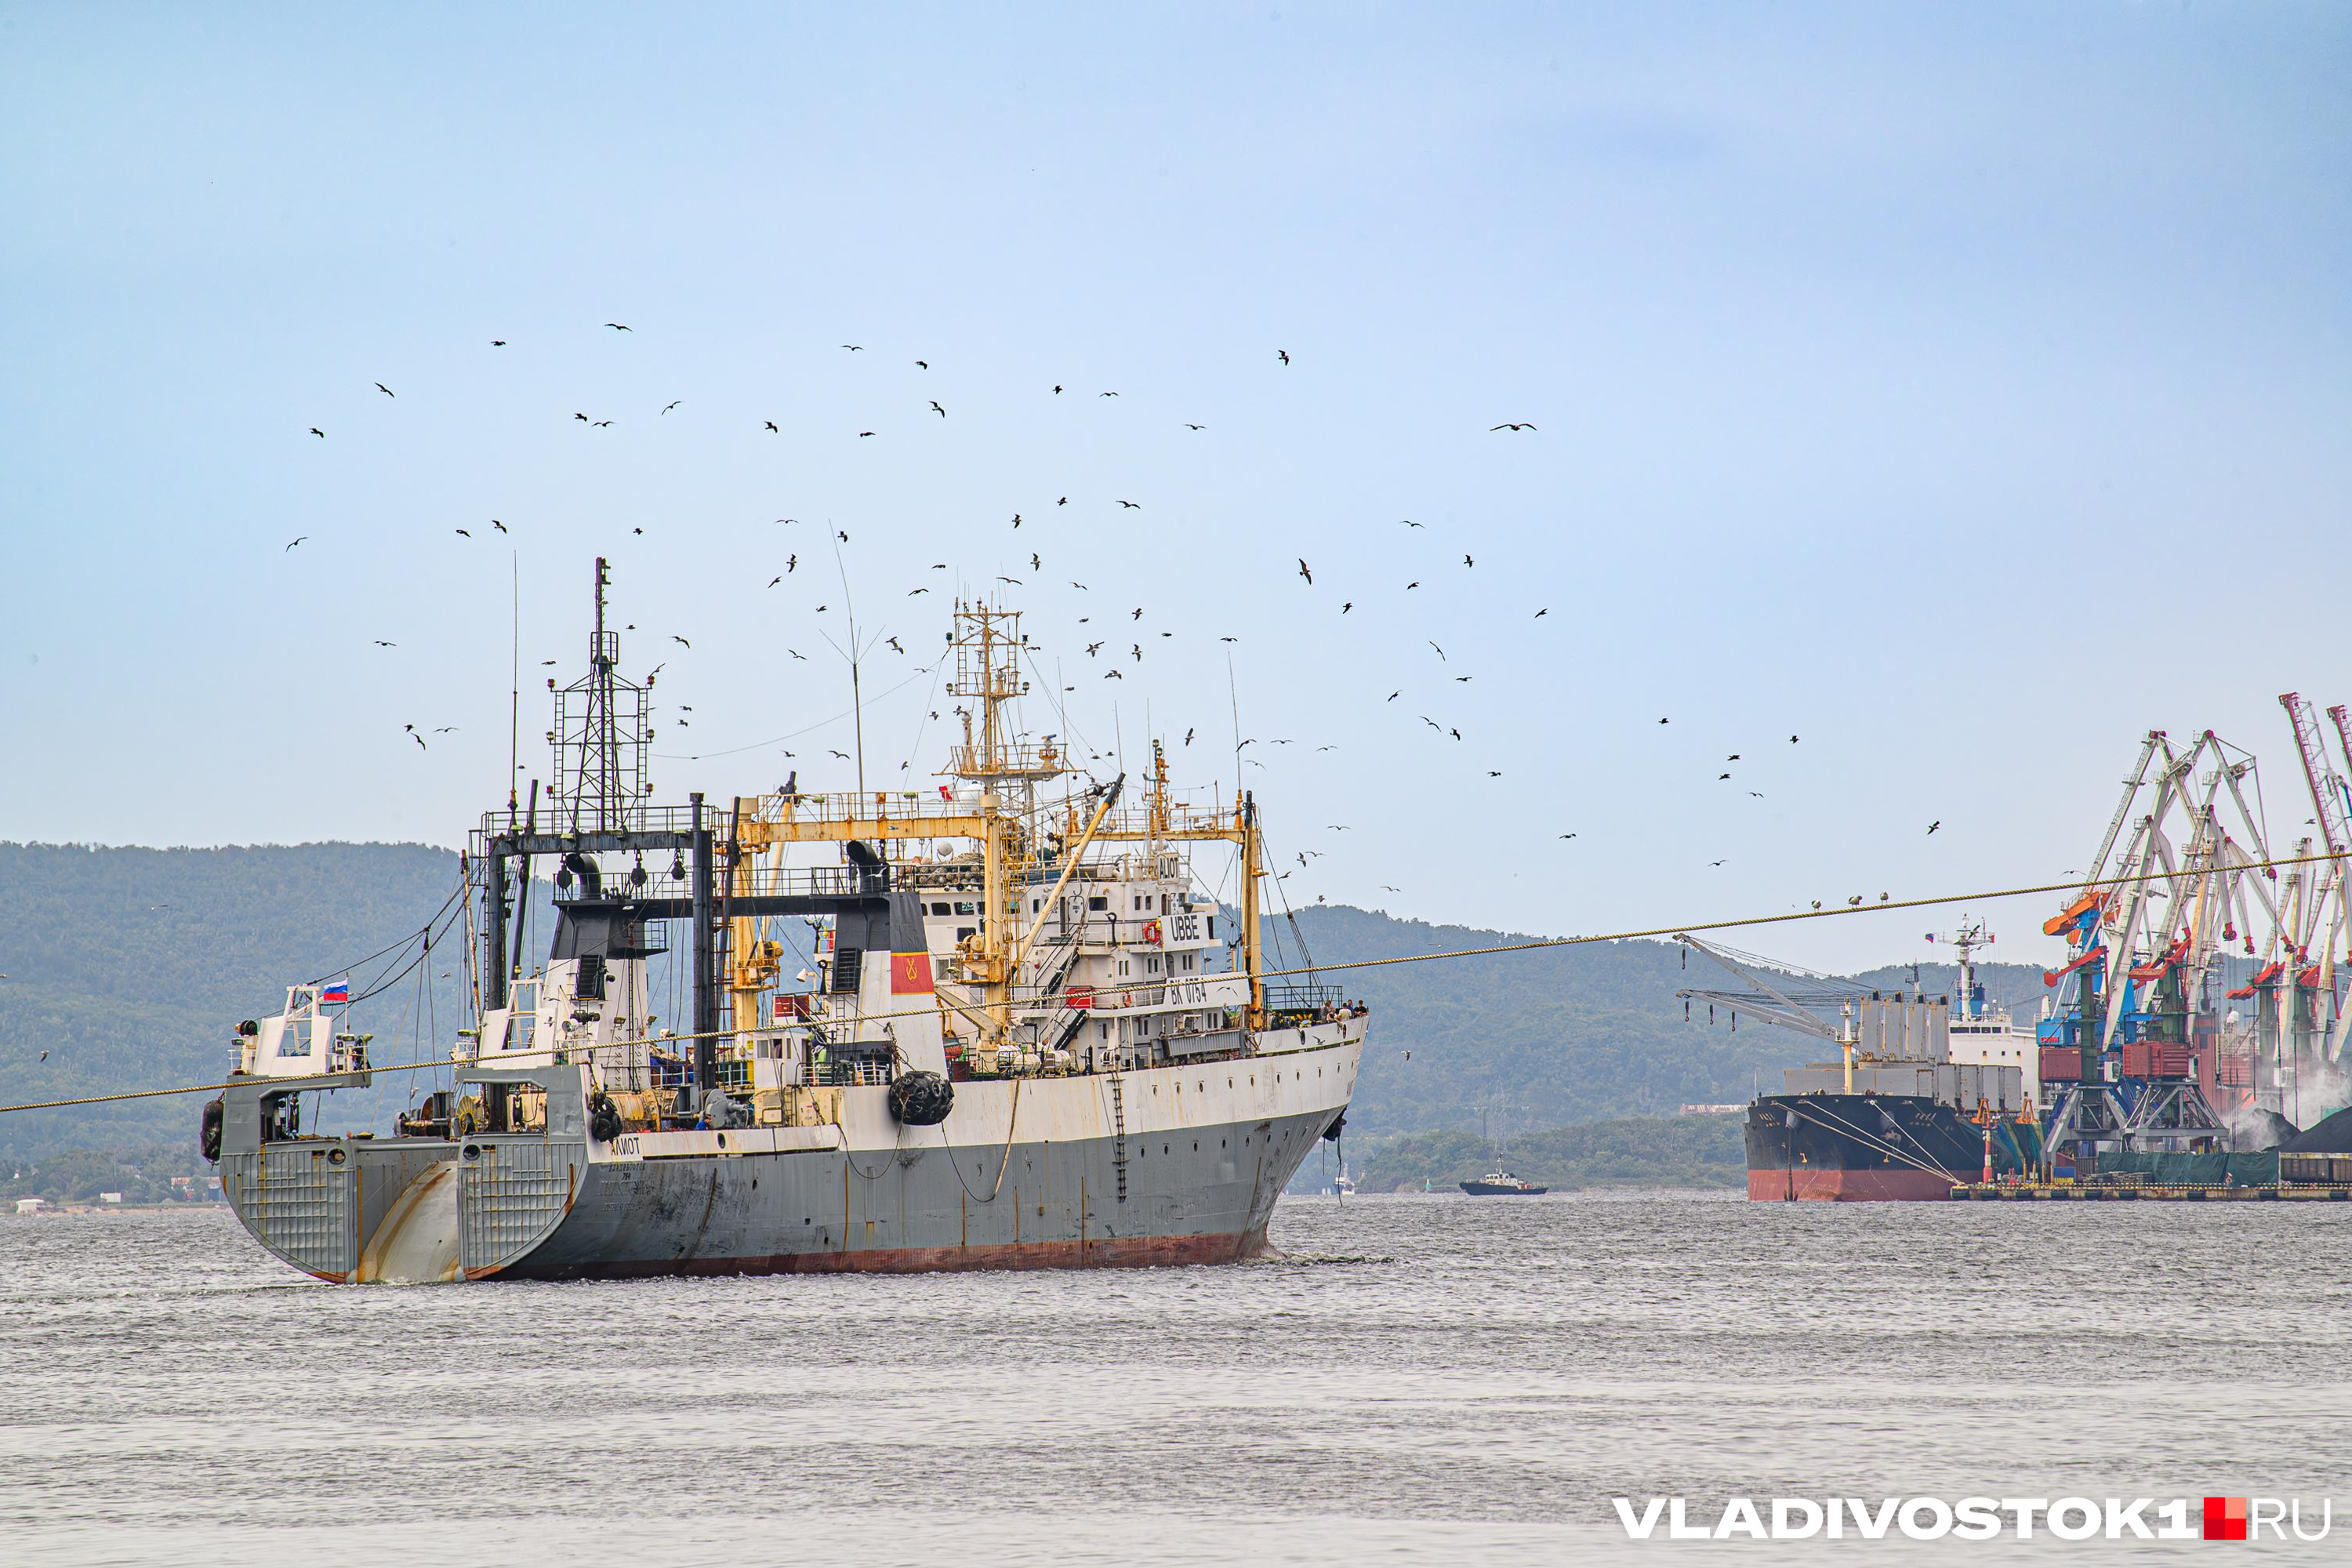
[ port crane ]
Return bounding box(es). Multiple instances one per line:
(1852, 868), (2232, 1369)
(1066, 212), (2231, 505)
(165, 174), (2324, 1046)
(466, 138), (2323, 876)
(2278, 692), (2352, 1060)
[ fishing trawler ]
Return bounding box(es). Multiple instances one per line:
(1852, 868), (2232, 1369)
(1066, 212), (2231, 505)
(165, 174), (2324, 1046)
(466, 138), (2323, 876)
(207, 565), (1364, 1282)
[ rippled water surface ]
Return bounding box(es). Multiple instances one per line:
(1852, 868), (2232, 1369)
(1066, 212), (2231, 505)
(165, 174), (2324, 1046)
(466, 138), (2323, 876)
(5, 1192), (2350, 1564)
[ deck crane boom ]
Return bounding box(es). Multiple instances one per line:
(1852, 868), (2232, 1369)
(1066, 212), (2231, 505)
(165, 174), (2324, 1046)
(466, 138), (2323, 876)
(1675, 934), (1863, 1091)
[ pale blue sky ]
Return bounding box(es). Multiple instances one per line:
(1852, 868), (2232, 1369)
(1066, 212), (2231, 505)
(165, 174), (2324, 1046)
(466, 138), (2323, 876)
(2, 3), (2345, 971)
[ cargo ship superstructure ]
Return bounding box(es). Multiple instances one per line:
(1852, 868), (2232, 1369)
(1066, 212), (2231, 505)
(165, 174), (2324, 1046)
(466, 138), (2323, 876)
(210, 568), (1363, 1282)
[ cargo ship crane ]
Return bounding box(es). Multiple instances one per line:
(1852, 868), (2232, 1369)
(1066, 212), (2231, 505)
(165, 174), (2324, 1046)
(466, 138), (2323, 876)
(1674, 935), (1864, 1091)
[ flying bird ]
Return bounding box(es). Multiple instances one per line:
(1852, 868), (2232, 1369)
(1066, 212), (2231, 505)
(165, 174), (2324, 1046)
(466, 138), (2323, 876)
(1719, 772), (1731, 781)
(661, 400), (681, 414)
(575, 412), (589, 422)
(1116, 499), (1141, 509)
(285, 536), (307, 550)
(841, 344), (863, 351)
(997, 575), (1022, 585)
(908, 586), (929, 596)
(455, 528), (471, 537)
(916, 360), (927, 369)
(1012, 514), (1022, 528)
(1405, 581), (1419, 590)
(1131, 607), (1144, 621)
(1559, 833), (1577, 840)
(829, 749), (851, 760)
(1463, 554), (1474, 568)
(1402, 520), (1422, 528)
(1726, 753), (1740, 761)
(837, 530), (848, 542)
(789, 649), (806, 660)
(1490, 422), (1537, 432)
(1185, 423), (1205, 431)
(1790, 735), (1799, 743)
(374, 382), (394, 397)
(1534, 608), (1547, 619)
(1277, 350), (1290, 365)
(1488, 771), (1502, 778)
(1298, 559), (1312, 584)
(373, 639), (394, 647)
(671, 635), (691, 648)
(1659, 717), (1669, 724)
(1105, 670), (1125, 680)
(768, 576), (782, 588)
(886, 637), (904, 654)
(1341, 602), (1352, 614)
(1428, 641), (1444, 659)
(1387, 691), (1399, 702)
(412, 733), (426, 750)
(930, 401), (946, 417)
(491, 339), (506, 346)
(1070, 580), (1087, 590)
(1030, 553), (1041, 571)
(858, 430), (874, 437)
(765, 421), (779, 433)
(1099, 391), (1119, 397)
(604, 322), (633, 331)
(1927, 821), (1941, 835)
(1058, 496), (1067, 506)
(1184, 728), (1194, 746)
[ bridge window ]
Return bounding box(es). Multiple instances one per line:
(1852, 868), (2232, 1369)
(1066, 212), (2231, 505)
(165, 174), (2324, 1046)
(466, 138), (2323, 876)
(930, 902), (951, 916)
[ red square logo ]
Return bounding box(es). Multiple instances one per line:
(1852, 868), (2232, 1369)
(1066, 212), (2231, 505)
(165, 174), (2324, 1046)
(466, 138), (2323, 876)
(2204, 1497), (2249, 1541)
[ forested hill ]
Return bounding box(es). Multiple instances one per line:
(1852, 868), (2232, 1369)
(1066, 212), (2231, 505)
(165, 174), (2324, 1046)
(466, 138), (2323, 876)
(1272, 904), (2050, 1139)
(0, 842), (477, 1162)
(0, 842), (2051, 1162)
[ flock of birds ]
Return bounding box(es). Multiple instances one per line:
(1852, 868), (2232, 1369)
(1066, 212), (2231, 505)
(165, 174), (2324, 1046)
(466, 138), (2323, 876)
(289, 325), (1947, 912)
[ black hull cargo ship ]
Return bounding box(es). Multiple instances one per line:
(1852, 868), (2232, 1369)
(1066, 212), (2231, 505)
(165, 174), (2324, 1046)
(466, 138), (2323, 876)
(1745, 1091), (2033, 1201)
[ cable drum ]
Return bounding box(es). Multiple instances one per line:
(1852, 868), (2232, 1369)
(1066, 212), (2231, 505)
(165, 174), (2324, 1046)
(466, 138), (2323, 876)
(888, 1070), (955, 1127)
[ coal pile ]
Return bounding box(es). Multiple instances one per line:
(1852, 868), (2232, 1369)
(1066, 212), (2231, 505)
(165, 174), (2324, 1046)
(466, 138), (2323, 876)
(2280, 1105), (2352, 1153)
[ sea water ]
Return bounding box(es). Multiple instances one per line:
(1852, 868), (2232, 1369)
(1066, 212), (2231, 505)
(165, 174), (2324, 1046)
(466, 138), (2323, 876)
(5, 1191), (2348, 1564)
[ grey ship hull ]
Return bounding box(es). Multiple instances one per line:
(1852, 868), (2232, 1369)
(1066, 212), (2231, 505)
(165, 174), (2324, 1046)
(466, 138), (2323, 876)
(219, 1036), (1362, 1283)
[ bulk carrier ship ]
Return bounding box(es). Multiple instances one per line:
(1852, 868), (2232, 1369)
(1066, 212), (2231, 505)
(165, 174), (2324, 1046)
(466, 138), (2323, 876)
(206, 567), (1363, 1282)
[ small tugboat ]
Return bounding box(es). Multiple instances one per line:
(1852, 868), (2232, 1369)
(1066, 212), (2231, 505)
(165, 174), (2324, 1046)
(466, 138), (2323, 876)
(1459, 1171), (1548, 1196)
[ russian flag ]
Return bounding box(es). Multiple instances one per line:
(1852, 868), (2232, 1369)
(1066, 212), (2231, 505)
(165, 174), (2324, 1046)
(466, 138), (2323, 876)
(321, 981), (350, 1005)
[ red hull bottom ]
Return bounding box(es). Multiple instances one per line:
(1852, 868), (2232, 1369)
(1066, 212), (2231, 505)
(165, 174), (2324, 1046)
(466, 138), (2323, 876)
(492, 1225), (1272, 1280)
(1748, 1168), (1953, 1202)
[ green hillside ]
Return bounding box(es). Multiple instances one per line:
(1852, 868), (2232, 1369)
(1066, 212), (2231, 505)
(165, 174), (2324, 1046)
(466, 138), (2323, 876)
(0, 842), (2052, 1168)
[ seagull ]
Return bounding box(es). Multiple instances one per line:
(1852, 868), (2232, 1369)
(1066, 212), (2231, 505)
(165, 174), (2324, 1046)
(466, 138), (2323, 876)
(540, 659), (557, 666)
(789, 649), (807, 661)
(1099, 391), (1119, 397)
(841, 344), (863, 351)
(308, 427), (325, 437)
(672, 635), (691, 648)
(1402, 520), (1422, 528)
(1405, 581), (1419, 590)
(1184, 728), (1194, 746)
(373, 640), (395, 647)
(1748, 791), (1764, 799)
(765, 421), (779, 432)
(1719, 773), (1731, 781)
(1185, 423), (1206, 430)
(908, 587), (929, 596)
(1927, 821), (1941, 835)
(1069, 580), (1087, 590)
(1534, 608), (1548, 619)
(1116, 499), (1141, 509)
(455, 528), (471, 537)
(1791, 735), (1799, 743)
(412, 733), (426, 750)
(886, 637), (904, 654)
(1726, 753), (1740, 761)
(1488, 770), (1502, 778)
(659, 400), (681, 415)
(434, 726), (457, 734)
(1455, 676), (1472, 684)
(605, 322), (632, 331)
(1277, 350), (1290, 365)
(285, 536), (307, 550)
(916, 360), (928, 369)
(1490, 422), (1536, 432)
(593, 420), (613, 427)
(491, 339), (506, 346)
(1298, 559), (1312, 584)
(1105, 670), (1125, 680)
(930, 401), (946, 417)
(374, 382), (394, 397)
(858, 430), (874, 437)
(575, 412), (589, 422)
(1341, 602), (1352, 614)
(1086, 642), (1103, 656)
(769, 576), (782, 588)
(829, 749), (851, 760)
(1428, 641), (1444, 659)
(1387, 691), (1399, 702)
(997, 575), (1022, 585)
(1030, 553), (1040, 571)
(1710, 860), (1726, 867)
(1559, 833), (1577, 840)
